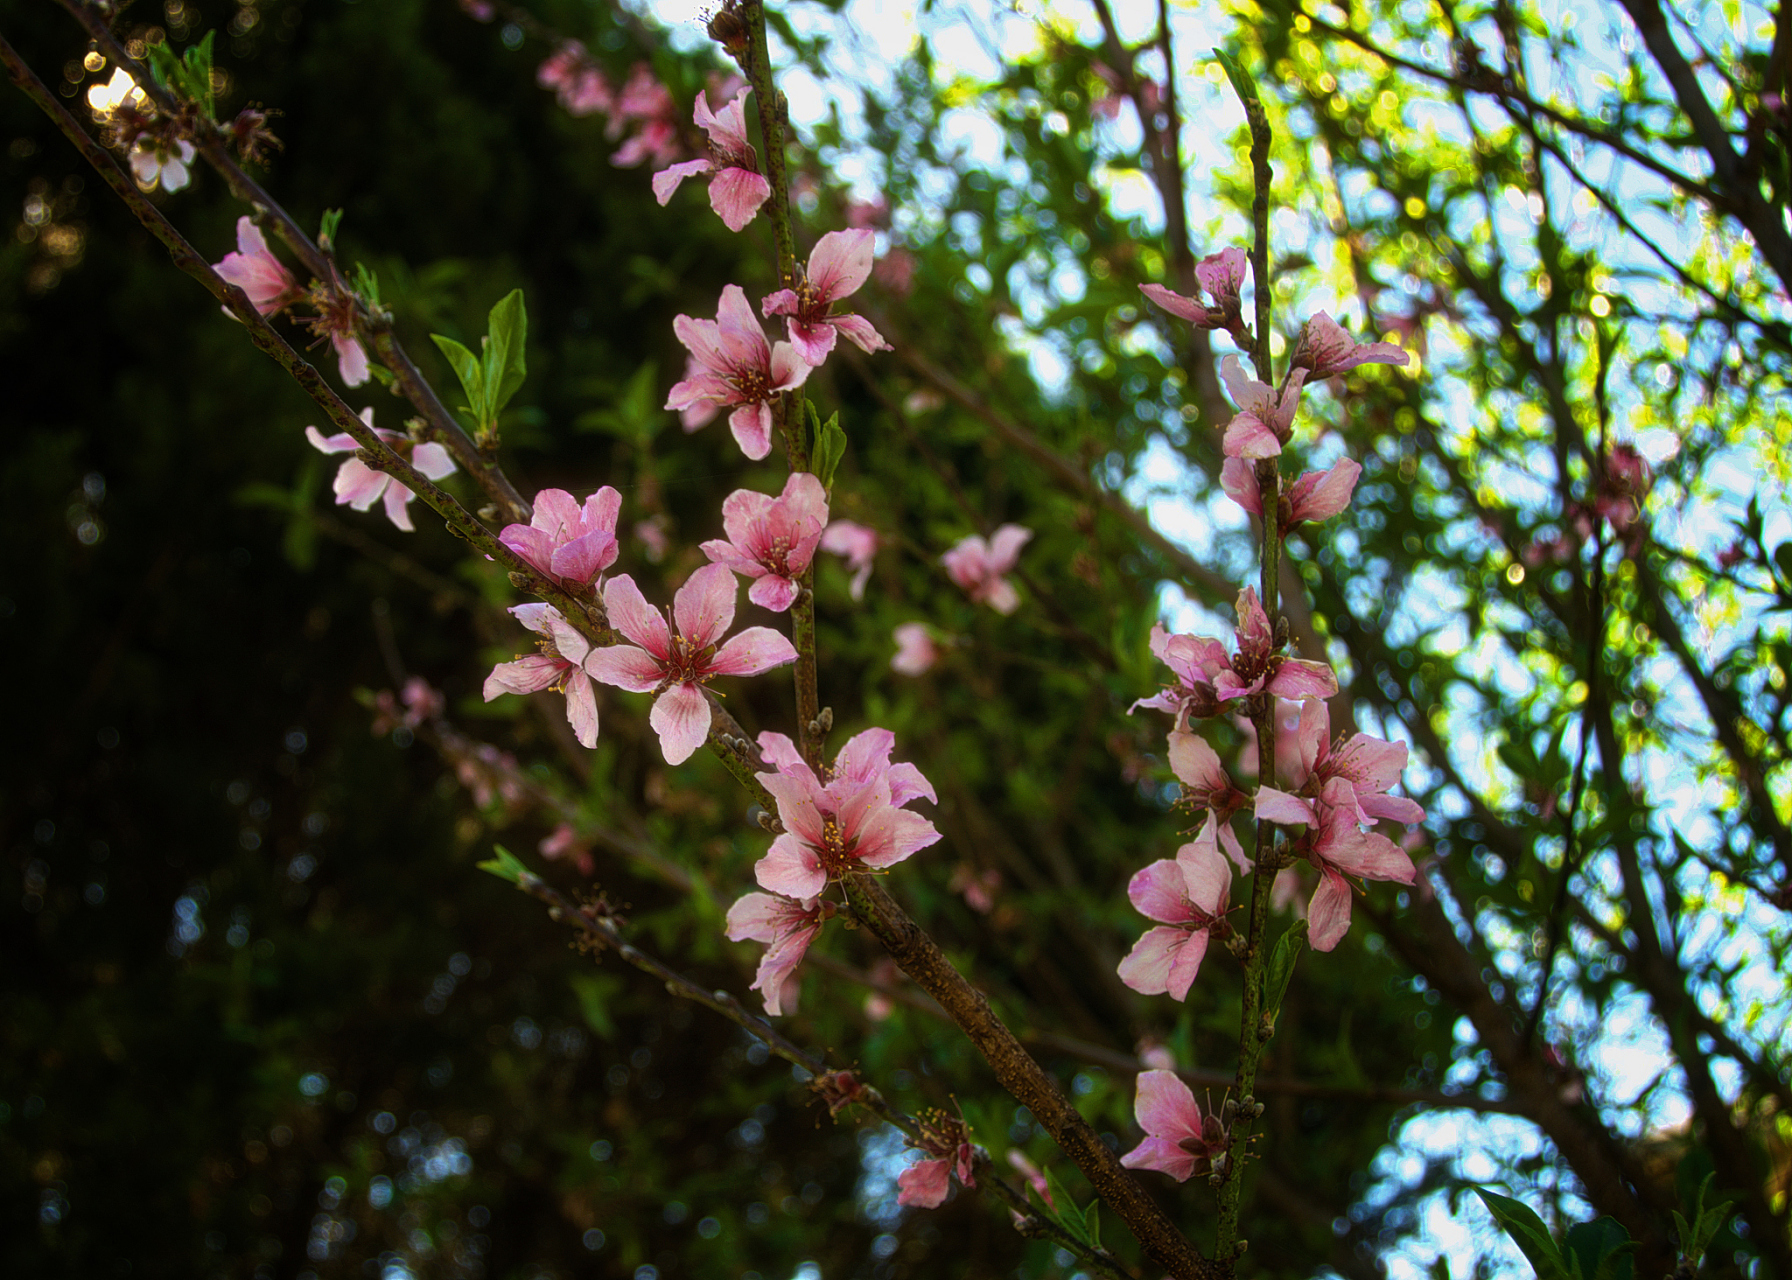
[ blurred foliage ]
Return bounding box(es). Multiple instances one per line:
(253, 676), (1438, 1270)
(3, 0), (1790, 1278)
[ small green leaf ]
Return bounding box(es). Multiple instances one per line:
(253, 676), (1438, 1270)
(1041, 1169), (1091, 1244)
(1212, 48), (1261, 108)
(1260, 918), (1308, 1038)
(1474, 1188), (1570, 1279)
(814, 411), (848, 488)
(350, 262), (381, 308)
(144, 41), (183, 93)
(318, 208), (344, 252)
(1080, 1199), (1100, 1249)
(1673, 1174), (1733, 1267)
(483, 288), (528, 419)
(476, 844), (531, 886)
(431, 333), (486, 425)
(183, 31), (216, 118)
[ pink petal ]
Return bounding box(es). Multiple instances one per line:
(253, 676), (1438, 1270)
(1296, 700), (1329, 785)
(886, 762), (936, 807)
(987, 524), (1033, 572)
(1117, 926), (1184, 996)
(709, 166), (772, 232)
(747, 575), (799, 612)
(1132, 1069), (1201, 1145)
(649, 682), (712, 764)
(788, 320), (837, 366)
(830, 313), (891, 354)
(1177, 826), (1232, 914)
(1266, 658), (1340, 701)
(834, 728), (895, 783)
(1287, 458), (1361, 524)
(1361, 793), (1426, 825)
(754, 835), (826, 899)
(729, 402), (774, 461)
(1307, 867), (1354, 951)
(1168, 731), (1228, 794)
(858, 806), (940, 868)
(1164, 928), (1212, 999)
(411, 442), (457, 481)
(1119, 1135), (1197, 1182)
(334, 333), (370, 387)
(1220, 456), (1262, 516)
(719, 486), (777, 552)
(381, 481), (417, 531)
(582, 645), (665, 693)
(807, 228), (875, 300)
(723, 891), (786, 944)
(1128, 860), (1193, 925)
(762, 772), (827, 845)
(1222, 412), (1282, 459)
(304, 426), (359, 456)
(1139, 283), (1213, 326)
(483, 653), (564, 699)
(755, 732), (808, 778)
(1325, 827), (1416, 885)
(1194, 246), (1248, 302)
(550, 529), (619, 585)
(982, 578), (1021, 615)
(761, 287), (799, 318)
(332, 458), (389, 510)
(896, 1159), (952, 1209)
(1256, 787), (1317, 827)
(710, 625), (798, 677)
(602, 574), (671, 657)
(652, 158), (712, 205)
(768, 341), (813, 393)
(674, 562), (739, 649)
(564, 670), (600, 748)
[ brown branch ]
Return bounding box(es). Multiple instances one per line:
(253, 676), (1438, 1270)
(843, 875), (1220, 1280)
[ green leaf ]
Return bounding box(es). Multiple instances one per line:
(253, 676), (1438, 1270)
(476, 844), (532, 886)
(431, 333), (486, 425)
(482, 288), (528, 419)
(1260, 918), (1307, 1039)
(183, 31), (216, 118)
(1040, 1169), (1091, 1244)
(1563, 1217), (1634, 1280)
(1080, 1199), (1100, 1249)
(1672, 1174), (1734, 1267)
(1212, 48), (1261, 109)
(318, 208), (344, 252)
(1473, 1188), (1570, 1279)
(350, 262), (381, 309)
(813, 410), (848, 488)
(144, 41), (184, 94)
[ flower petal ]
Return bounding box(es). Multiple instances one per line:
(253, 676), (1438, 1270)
(674, 562), (739, 648)
(649, 682), (712, 764)
(602, 574), (671, 657)
(582, 644), (665, 693)
(754, 835), (826, 899)
(710, 626), (798, 677)
(563, 670), (600, 748)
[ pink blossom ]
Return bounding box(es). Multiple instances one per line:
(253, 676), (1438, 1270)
(1168, 729), (1250, 869)
(874, 248), (916, 295)
(754, 726), (937, 811)
(752, 730), (940, 900)
(305, 284), (371, 387)
(635, 515), (670, 562)
(584, 564), (796, 764)
(762, 229), (891, 365)
(1119, 1070), (1227, 1182)
(1219, 353), (1307, 459)
(213, 216), (301, 315)
(305, 409), (457, 532)
(1285, 700), (1426, 828)
(819, 520), (878, 599)
(1133, 588), (1337, 721)
(700, 472), (829, 611)
(1138, 247), (1248, 331)
(897, 1110), (975, 1209)
(890, 622), (939, 676)
(1255, 777), (1416, 950)
(1117, 817), (1232, 999)
(537, 42), (612, 116)
(609, 64), (681, 168)
(482, 603), (602, 749)
(651, 89), (771, 232)
(665, 285), (811, 461)
(499, 487), (621, 591)
(370, 676), (444, 736)
(1290, 311), (1409, 378)
(724, 891), (826, 1016)
(948, 864), (1000, 914)
(1221, 456), (1363, 530)
(539, 823), (594, 876)
(942, 524), (1031, 614)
